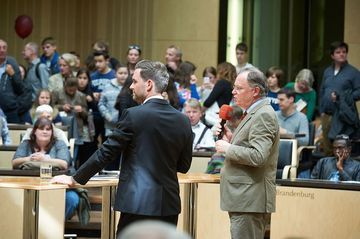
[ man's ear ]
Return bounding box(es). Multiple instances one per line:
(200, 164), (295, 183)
(289, 96), (295, 103)
(253, 86), (261, 97)
(146, 79), (153, 92)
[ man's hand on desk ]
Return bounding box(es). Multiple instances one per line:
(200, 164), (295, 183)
(50, 175), (76, 186)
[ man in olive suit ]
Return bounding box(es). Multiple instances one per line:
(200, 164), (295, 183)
(216, 67), (279, 239)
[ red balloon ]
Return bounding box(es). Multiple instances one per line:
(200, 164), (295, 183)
(15, 15), (33, 39)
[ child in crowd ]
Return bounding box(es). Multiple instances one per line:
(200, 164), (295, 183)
(40, 37), (60, 75)
(76, 68), (98, 168)
(174, 61), (200, 110)
(99, 64), (128, 137)
(126, 44), (142, 75)
(29, 89), (62, 125)
(0, 108), (11, 145)
(198, 66), (217, 103)
(266, 66), (285, 111)
(183, 98), (215, 151)
(90, 51), (116, 102)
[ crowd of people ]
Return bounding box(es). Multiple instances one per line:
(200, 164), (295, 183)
(1, 36), (360, 237)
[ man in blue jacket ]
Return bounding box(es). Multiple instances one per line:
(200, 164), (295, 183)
(320, 41), (360, 156)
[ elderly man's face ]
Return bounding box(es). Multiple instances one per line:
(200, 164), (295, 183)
(232, 72), (257, 109)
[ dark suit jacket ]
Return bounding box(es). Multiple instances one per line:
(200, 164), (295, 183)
(73, 98), (193, 216)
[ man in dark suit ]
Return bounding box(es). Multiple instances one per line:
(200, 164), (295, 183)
(51, 60), (193, 234)
(215, 67), (279, 239)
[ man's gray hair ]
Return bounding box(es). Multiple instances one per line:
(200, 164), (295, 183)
(239, 67), (268, 97)
(26, 42), (39, 55)
(135, 60), (169, 93)
(118, 220), (191, 239)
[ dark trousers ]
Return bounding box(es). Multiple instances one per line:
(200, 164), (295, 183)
(116, 212), (178, 237)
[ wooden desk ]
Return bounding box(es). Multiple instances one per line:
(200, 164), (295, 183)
(0, 173), (223, 239)
(177, 173), (230, 239)
(272, 179), (360, 238)
(0, 176), (117, 239)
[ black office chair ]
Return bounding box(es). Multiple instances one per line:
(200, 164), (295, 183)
(276, 139), (298, 179)
(297, 122), (317, 176)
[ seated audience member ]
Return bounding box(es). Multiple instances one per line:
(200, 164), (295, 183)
(0, 108), (11, 145)
(311, 134), (360, 181)
(22, 105), (69, 146)
(266, 66), (285, 111)
(184, 98), (215, 151)
(12, 117), (79, 220)
(277, 88), (309, 146)
(206, 106), (243, 174)
(285, 69), (317, 121)
(118, 220), (191, 239)
(30, 89), (62, 125)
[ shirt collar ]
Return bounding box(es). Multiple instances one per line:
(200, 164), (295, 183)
(245, 97), (267, 113)
(143, 95), (164, 104)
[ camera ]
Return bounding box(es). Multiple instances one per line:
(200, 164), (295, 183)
(203, 77), (210, 84)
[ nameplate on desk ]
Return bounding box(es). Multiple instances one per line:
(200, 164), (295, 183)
(276, 188), (315, 200)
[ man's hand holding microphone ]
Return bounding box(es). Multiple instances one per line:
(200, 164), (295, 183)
(215, 105), (233, 153)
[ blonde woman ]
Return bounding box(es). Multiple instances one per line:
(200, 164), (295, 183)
(48, 53), (78, 93)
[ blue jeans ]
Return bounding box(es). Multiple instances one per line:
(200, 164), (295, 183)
(65, 190), (80, 220)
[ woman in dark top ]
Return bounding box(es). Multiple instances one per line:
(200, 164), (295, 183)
(203, 62), (236, 126)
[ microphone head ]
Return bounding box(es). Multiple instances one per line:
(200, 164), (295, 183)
(219, 105), (233, 120)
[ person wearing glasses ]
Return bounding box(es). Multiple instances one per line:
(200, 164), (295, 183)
(311, 134), (360, 181)
(127, 44), (142, 75)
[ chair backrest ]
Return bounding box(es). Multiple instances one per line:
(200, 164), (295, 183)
(276, 139), (298, 179)
(308, 122), (316, 146)
(0, 145), (17, 169)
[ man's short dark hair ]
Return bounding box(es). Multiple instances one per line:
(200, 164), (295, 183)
(236, 42), (248, 52)
(93, 50), (110, 59)
(334, 134), (352, 147)
(330, 41), (348, 55)
(41, 37), (56, 46)
(278, 88), (296, 101)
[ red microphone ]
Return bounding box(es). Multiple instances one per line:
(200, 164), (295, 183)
(218, 105), (233, 140)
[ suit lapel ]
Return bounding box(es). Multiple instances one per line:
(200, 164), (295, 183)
(231, 100), (270, 143)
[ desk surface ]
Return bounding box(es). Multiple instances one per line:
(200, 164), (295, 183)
(276, 178), (360, 191)
(0, 176), (118, 190)
(0, 173), (220, 190)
